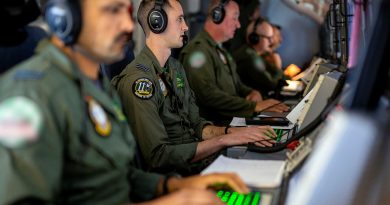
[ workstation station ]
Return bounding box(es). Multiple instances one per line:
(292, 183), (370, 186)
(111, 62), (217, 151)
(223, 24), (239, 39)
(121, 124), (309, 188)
(0, 0), (389, 205)
(184, 0), (390, 204)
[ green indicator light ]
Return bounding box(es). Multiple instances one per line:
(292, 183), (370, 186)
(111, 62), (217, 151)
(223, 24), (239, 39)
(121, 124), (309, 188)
(217, 190), (224, 198)
(251, 192), (261, 205)
(235, 194), (245, 205)
(243, 193), (253, 205)
(277, 129), (282, 141)
(222, 192), (231, 202)
(227, 192), (238, 205)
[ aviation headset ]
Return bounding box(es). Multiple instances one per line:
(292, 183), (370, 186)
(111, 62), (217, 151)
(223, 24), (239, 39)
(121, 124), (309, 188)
(44, 0), (81, 45)
(148, 0), (168, 34)
(248, 17), (266, 45)
(211, 0), (229, 24)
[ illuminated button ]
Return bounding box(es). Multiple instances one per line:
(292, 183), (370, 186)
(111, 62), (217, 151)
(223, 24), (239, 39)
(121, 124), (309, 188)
(235, 194), (245, 205)
(227, 192), (238, 205)
(251, 192), (261, 205)
(243, 193), (253, 205)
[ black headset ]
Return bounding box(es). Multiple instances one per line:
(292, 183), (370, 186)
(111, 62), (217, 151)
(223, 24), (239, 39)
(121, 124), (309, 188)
(248, 17), (266, 45)
(211, 0), (229, 24)
(44, 0), (81, 45)
(148, 0), (168, 34)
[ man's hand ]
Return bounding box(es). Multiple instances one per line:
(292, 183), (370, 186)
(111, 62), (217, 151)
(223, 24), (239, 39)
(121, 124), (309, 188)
(246, 90), (263, 102)
(255, 99), (289, 113)
(168, 173), (250, 194)
(223, 125), (277, 147)
(136, 188), (224, 205)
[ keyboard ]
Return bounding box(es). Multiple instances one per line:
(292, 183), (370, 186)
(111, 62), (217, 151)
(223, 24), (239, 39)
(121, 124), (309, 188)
(216, 190), (273, 205)
(274, 129), (283, 142)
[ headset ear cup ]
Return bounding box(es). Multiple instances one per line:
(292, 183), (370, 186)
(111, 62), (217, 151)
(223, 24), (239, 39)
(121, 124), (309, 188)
(148, 8), (168, 34)
(212, 6), (225, 24)
(44, 0), (81, 45)
(249, 32), (259, 45)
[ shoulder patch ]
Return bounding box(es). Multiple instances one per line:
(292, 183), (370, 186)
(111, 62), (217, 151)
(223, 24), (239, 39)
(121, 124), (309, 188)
(14, 70), (44, 80)
(135, 64), (150, 72)
(132, 78), (155, 100)
(254, 58), (266, 71)
(189, 51), (206, 69)
(0, 96), (42, 148)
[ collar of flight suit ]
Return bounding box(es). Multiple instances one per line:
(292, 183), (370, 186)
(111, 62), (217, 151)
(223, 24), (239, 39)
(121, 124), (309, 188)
(197, 29), (233, 67)
(142, 46), (168, 75)
(36, 39), (123, 121)
(197, 29), (221, 51)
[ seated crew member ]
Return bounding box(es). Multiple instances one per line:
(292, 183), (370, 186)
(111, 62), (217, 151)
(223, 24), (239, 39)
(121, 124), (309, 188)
(262, 24), (284, 72)
(224, 0), (261, 53)
(179, 0), (289, 123)
(0, 0), (250, 204)
(233, 18), (285, 97)
(112, 0), (278, 176)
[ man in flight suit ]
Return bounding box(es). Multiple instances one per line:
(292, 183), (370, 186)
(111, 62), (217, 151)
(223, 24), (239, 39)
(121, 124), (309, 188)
(179, 0), (289, 123)
(233, 18), (285, 97)
(0, 0), (249, 204)
(112, 0), (278, 176)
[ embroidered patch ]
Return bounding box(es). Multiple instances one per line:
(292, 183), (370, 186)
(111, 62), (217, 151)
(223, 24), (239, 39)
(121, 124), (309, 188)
(132, 78), (155, 100)
(0, 96), (42, 148)
(14, 70), (44, 80)
(189, 51), (206, 69)
(176, 72), (185, 89)
(87, 97), (112, 137)
(217, 50), (227, 64)
(158, 78), (168, 96)
(254, 58), (266, 71)
(135, 64), (150, 72)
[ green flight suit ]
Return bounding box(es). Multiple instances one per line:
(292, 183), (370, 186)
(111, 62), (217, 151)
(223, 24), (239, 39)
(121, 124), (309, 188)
(112, 47), (213, 176)
(0, 40), (161, 205)
(179, 30), (256, 123)
(233, 44), (284, 96)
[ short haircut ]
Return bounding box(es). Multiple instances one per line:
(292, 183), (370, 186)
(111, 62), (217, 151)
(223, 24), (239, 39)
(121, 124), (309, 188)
(137, 0), (178, 35)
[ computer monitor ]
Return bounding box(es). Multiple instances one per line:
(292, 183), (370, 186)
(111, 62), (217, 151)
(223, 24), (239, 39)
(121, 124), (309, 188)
(284, 111), (380, 205)
(302, 63), (339, 96)
(287, 70), (344, 130)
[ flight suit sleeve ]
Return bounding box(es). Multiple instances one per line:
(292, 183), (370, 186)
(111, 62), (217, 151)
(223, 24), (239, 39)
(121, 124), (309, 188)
(128, 165), (162, 201)
(114, 73), (199, 171)
(235, 72), (255, 97)
(241, 56), (279, 91)
(179, 62), (212, 140)
(0, 95), (63, 205)
(180, 50), (256, 118)
(265, 61), (284, 82)
(227, 52), (254, 97)
(188, 85), (212, 139)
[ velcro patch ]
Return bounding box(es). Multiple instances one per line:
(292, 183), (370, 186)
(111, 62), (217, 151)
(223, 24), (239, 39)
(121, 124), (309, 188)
(189, 51), (206, 69)
(0, 96), (42, 148)
(254, 58), (266, 71)
(14, 70), (44, 80)
(136, 64), (150, 72)
(132, 78), (155, 100)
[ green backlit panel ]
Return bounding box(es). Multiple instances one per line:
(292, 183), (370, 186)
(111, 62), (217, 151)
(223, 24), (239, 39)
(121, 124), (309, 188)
(216, 190), (262, 205)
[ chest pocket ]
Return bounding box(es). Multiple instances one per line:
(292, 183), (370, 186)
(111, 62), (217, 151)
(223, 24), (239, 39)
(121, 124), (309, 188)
(67, 105), (134, 174)
(213, 50), (237, 95)
(157, 71), (195, 143)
